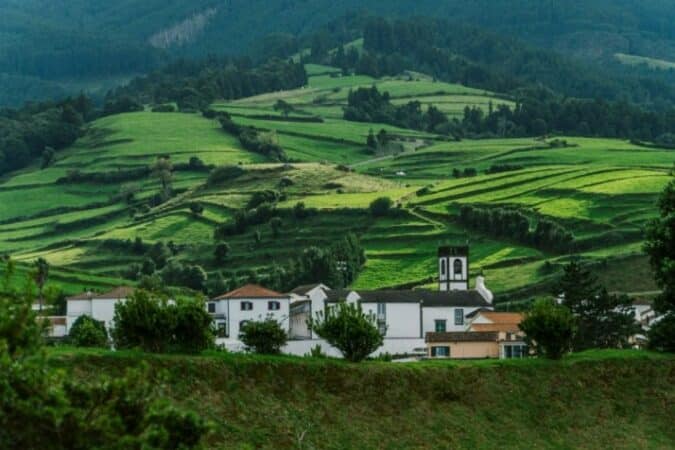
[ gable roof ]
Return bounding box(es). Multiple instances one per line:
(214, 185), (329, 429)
(475, 312), (524, 324)
(66, 291), (94, 301)
(213, 284), (288, 300)
(325, 289), (490, 308)
(67, 286), (134, 301)
(426, 331), (498, 343)
(290, 284), (327, 295)
(94, 286), (135, 299)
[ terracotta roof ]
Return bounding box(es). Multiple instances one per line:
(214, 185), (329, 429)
(426, 331), (498, 343)
(213, 284), (288, 300)
(471, 323), (522, 333)
(475, 312), (524, 324)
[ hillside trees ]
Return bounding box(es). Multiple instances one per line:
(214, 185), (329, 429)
(108, 57), (307, 111)
(458, 205), (574, 253)
(555, 260), (638, 350)
(644, 179), (675, 351)
(33, 257), (49, 311)
(152, 156), (173, 203)
(344, 86), (449, 133)
(0, 95), (89, 177)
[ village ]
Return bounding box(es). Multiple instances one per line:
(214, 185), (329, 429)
(41, 245), (659, 360)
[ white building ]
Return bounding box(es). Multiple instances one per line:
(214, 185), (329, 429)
(283, 245), (495, 357)
(209, 284), (291, 350)
(66, 286), (135, 334)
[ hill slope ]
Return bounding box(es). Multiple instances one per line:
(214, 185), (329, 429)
(0, 65), (670, 300)
(50, 349), (675, 449)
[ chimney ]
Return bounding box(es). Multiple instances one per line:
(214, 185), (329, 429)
(475, 276), (493, 304)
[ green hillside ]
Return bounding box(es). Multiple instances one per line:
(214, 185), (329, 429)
(0, 65), (671, 299)
(49, 348), (675, 449)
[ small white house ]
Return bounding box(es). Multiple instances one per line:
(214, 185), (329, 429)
(66, 286), (134, 334)
(208, 284), (291, 348)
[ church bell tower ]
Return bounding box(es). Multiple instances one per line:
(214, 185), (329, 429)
(438, 245), (469, 291)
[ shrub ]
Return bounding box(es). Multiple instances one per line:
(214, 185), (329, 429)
(173, 299), (215, 354)
(270, 217), (282, 238)
(151, 103), (176, 113)
(648, 313), (675, 352)
(112, 291), (213, 354)
(189, 202), (204, 215)
(519, 299), (575, 360)
(311, 302), (383, 362)
(214, 242), (230, 264)
(239, 318), (288, 354)
(68, 315), (108, 348)
(207, 165), (246, 186)
(369, 196), (393, 217)
(112, 291), (175, 353)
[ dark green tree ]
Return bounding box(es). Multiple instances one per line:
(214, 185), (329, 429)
(214, 242), (230, 264)
(369, 196), (393, 217)
(33, 257), (49, 311)
(239, 318), (288, 354)
(68, 315), (108, 348)
(310, 302), (383, 362)
(555, 260), (637, 350)
(270, 217), (282, 238)
(644, 179), (675, 351)
(519, 299), (575, 360)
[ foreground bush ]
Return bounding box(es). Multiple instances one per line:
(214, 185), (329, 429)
(240, 318), (288, 354)
(112, 291), (214, 353)
(311, 302), (383, 362)
(69, 315), (108, 348)
(0, 287), (208, 449)
(519, 299), (575, 359)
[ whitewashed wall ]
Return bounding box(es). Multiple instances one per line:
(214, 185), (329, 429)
(422, 306), (481, 333)
(361, 302), (421, 338)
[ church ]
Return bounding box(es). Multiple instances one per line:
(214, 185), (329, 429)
(210, 245), (508, 357)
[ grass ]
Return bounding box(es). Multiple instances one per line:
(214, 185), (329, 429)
(0, 64), (671, 298)
(47, 347), (675, 450)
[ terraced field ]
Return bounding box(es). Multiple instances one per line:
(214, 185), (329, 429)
(0, 64), (671, 300)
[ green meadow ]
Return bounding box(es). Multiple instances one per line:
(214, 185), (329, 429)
(0, 64), (671, 299)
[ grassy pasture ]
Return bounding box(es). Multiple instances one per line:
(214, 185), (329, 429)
(48, 348), (675, 450)
(0, 66), (671, 298)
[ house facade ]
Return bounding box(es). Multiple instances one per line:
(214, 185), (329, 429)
(209, 284), (291, 349)
(66, 286), (135, 334)
(425, 311), (527, 359)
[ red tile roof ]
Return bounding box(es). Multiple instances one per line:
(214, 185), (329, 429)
(213, 284), (287, 300)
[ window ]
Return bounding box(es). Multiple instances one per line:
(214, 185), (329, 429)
(440, 258), (447, 276)
(268, 301), (281, 311)
(217, 322), (227, 337)
(239, 320), (249, 330)
(453, 259), (463, 280)
(454, 308), (464, 326)
(241, 301), (253, 311)
(431, 346), (450, 357)
(377, 303), (386, 336)
(435, 319), (447, 332)
(207, 302), (216, 313)
(377, 303), (386, 319)
(503, 344), (528, 359)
